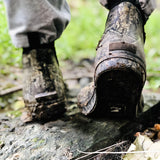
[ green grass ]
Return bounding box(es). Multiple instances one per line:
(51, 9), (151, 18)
(0, 0), (160, 90)
(56, 0), (107, 60)
(144, 10), (160, 89)
(0, 1), (21, 67)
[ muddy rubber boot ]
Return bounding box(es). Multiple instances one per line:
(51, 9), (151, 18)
(77, 1), (146, 118)
(22, 46), (66, 122)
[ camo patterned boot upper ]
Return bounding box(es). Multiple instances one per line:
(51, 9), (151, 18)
(78, 1), (154, 118)
(22, 47), (66, 122)
(99, 0), (155, 21)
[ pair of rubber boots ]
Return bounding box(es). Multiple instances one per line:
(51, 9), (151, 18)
(22, 1), (146, 122)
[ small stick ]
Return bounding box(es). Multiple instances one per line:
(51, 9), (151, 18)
(0, 85), (23, 97)
(76, 141), (127, 160)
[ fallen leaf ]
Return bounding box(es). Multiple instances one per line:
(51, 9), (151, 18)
(123, 134), (160, 160)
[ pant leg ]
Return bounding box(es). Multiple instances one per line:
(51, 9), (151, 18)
(3, 0), (71, 48)
(99, 0), (156, 21)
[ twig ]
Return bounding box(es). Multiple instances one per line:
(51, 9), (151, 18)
(86, 148), (114, 160)
(0, 85), (23, 97)
(76, 141), (127, 160)
(147, 73), (160, 78)
(78, 150), (160, 155)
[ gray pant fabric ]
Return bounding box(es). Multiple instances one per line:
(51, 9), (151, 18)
(4, 0), (71, 48)
(4, 0), (155, 48)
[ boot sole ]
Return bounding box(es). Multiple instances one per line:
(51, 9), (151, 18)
(90, 56), (145, 119)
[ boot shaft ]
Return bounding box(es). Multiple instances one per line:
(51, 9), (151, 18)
(106, 2), (144, 42)
(96, 2), (146, 67)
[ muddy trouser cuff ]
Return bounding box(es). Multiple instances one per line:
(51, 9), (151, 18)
(99, 0), (156, 21)
(3, 0), (71, 48)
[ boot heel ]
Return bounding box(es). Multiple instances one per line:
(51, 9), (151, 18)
(94, 56), (145, 118)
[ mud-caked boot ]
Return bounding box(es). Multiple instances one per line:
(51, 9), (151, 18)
(22, 46), (66, 122)
(78, 1), (148, 118)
